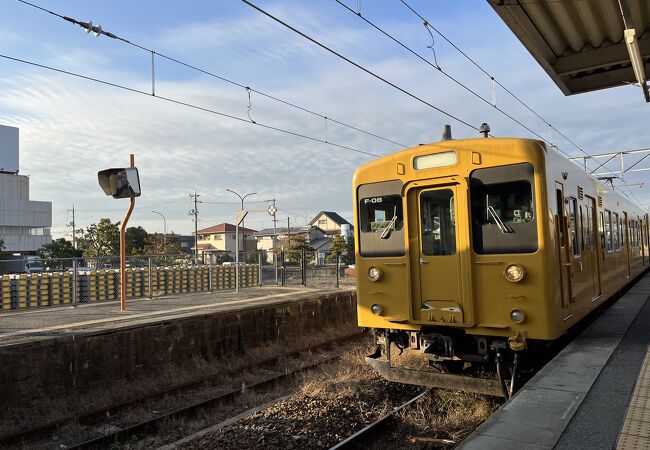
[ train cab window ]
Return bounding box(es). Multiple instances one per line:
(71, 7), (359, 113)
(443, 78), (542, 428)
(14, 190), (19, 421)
(470, 163), (537, 254)
(420, 189), (456, 256)
(569, 197), (580, 257)
(605, 210), (613, 251)
(357, 180), (406, 257)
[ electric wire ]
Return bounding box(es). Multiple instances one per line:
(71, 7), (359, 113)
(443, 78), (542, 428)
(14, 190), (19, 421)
(239, 0), (483, 133)
(333, 0), (575, 159)
(396, 0), (646, 201)
(398, 0), (595, 162)
(14, 0), (645, 205)
(0, 53), (381, 158)
(15, 0), (407, 150)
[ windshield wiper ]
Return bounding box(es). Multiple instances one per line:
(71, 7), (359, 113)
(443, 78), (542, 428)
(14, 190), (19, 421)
(487, 205), (513, 234)
(380, 206), (398, 239)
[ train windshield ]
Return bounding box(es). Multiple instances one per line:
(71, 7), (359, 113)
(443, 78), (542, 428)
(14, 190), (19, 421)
(357, 180), (405, 257)
(470, 163), (538, 254)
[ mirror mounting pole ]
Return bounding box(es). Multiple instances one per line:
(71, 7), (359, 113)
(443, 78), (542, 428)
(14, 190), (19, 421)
(119, 154), (136, 312)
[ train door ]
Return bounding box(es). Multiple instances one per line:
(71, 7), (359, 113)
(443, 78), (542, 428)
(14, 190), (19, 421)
(568, 196), (590, 303)
(585, 197), (601, 298)
(624, 212), (632, 277)
(555, 182), (572, 309)
(410, 183), (469, 326)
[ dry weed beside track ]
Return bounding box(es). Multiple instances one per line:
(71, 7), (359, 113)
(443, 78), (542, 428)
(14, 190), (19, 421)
(179, 347), (500, 450)
(1, 324), (361, 449)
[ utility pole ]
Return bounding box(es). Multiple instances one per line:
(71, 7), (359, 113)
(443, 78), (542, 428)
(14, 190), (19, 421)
(68, 205), (76, 249)
(189, 190), (200, 265)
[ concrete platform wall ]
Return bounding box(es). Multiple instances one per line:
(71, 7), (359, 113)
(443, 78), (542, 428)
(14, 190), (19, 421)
(0, 290), (357, 402)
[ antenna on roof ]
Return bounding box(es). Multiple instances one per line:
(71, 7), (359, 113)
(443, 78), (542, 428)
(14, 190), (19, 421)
(441, 125), (452, 141)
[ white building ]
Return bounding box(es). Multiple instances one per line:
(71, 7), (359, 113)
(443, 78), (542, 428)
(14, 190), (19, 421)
(0, 125), (52, 254)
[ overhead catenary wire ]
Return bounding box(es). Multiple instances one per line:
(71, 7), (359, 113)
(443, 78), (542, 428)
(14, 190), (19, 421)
(15, 0), (407, 150)
(396, 0), (641, 196)
(0, 53), (381, 158)
(333, 0), (575, 160)
(239, 0), (483, 133)
(397, 0), (595, 162)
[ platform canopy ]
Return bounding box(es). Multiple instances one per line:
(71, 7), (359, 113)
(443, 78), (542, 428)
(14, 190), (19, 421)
(488, 0), (650, 102)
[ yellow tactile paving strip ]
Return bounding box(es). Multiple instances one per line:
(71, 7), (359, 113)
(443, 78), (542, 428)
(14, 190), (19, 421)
(617, 345), (650, 450)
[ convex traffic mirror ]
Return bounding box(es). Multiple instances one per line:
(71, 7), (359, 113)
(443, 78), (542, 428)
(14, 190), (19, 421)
(98, 167), (141, 198)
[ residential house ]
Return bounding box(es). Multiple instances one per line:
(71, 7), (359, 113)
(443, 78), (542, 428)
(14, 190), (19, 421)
(193, 223), (257, 259)
(308, 211), (353, 238)
(254, 225), (327, 262)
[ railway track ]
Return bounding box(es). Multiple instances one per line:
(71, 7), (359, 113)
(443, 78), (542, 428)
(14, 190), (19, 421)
(328, 388), (432, 450)
(0, 332), (363, 449)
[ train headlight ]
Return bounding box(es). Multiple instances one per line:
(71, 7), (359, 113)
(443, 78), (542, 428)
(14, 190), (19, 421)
(510, 309), (526, 323)
(371, 304), (384, 315)
(368, 266), (383, 281)
(504, 264), (525, 283)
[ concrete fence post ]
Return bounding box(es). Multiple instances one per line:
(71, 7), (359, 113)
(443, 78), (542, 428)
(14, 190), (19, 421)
(336, 252), (340, 288)
(208, 256), (213, 292)
(258, 252), (263, 286)
(301, 248), (306, 286)
(148, 256), (153, 300)
(72, 258), (78, 306)
(281, 250), (285, 286)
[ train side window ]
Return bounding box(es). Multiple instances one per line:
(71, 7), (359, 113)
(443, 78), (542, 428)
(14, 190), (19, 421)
(470, 163), (537, 254)
(420, 189), (456, 256)
(613, 213), (620, 250)
(580, 206), (586, 251)
(605, 210), (613, 251)
(586, 205), (594, 250)
(569, 197), (580, 256)
(556, 189), (565, 247)
(600, 212), (606, 252)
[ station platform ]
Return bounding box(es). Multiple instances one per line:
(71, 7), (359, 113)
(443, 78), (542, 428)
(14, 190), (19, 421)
(0, 285), (357, 403)
(460, 272), (650, 449)
(0, 285), (350, 347)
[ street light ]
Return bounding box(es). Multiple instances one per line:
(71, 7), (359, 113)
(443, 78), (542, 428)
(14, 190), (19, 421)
(151, 210), (167, 244)
(226, 189), (256, 258)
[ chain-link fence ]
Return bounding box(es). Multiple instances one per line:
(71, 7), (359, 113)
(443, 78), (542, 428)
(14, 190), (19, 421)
(0, 250), (355, 311)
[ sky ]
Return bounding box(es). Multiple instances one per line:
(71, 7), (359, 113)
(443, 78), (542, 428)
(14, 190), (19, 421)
(0, 0), (648, 239)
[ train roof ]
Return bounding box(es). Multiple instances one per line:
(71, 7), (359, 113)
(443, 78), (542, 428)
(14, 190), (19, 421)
(354, 137), (645, 216)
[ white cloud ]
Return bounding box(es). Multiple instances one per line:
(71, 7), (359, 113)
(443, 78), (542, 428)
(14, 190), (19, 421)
(0, 0), (648, 241)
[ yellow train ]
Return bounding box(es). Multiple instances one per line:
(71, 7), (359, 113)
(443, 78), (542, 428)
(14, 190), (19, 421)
(353, 130), (649, 397)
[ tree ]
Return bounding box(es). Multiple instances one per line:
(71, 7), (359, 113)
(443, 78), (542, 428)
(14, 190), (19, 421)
(126, 226), (149, 255)
(38, 238), (83, 259)
(281, 235), (314, 263)
(77, 218), (120, 257)
(0, 237), (4, 252)
(327, 235), (355, 264)
(143, 233), (182, 255)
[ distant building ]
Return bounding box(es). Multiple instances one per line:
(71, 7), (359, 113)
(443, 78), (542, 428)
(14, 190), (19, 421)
(193, 223), (257, 258)
(308, 211), (353, 237)
(174, 235), (195, 254)
(0, 125), (52, 254)
(254, 225), (327, 262)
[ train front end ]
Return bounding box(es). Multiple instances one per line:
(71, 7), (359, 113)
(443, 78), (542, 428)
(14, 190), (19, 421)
(353, 137), (553, 396)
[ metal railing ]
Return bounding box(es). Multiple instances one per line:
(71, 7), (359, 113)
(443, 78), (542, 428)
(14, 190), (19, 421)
(0, 250), (354, 311)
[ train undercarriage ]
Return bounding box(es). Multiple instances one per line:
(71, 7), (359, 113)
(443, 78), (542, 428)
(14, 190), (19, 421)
(366, 328), (543, 399)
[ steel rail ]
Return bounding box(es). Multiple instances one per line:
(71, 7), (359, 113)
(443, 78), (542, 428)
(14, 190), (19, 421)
(0, 332), (363, 447)
(67, 354), (344, 449)
(328, 388), (433, 450)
